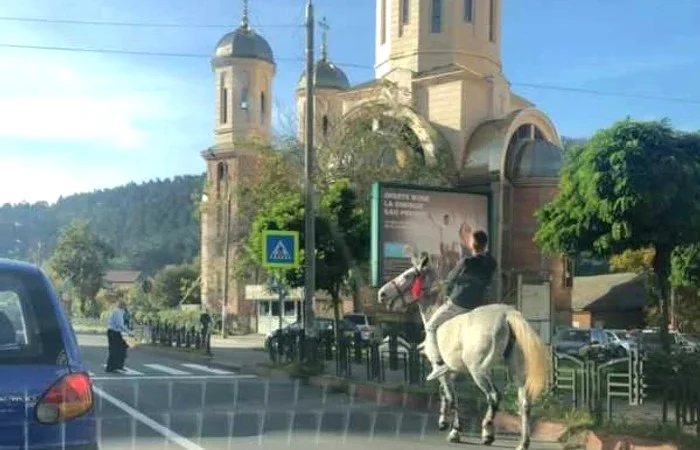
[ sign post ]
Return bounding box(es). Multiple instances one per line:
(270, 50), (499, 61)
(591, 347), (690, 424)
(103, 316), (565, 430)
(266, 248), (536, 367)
(261, 230), (300, 335)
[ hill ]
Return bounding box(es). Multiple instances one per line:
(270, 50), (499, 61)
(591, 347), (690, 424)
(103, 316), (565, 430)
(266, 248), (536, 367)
(0, 174), (205, 274)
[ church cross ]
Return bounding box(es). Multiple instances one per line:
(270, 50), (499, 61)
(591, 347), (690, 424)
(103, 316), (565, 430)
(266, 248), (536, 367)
(241, 0), (250, 29)
(319, 16), (329, 60)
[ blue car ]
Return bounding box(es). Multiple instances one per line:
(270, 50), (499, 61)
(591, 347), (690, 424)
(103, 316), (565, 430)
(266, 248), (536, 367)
(0, 259), (97, 449)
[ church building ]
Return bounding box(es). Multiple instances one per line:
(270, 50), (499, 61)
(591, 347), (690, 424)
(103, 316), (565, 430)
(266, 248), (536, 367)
(200, 0), (573, 334)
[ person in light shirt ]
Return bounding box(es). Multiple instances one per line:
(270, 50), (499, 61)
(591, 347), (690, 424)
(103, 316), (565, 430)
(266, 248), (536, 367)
(105, 300), (134, 373)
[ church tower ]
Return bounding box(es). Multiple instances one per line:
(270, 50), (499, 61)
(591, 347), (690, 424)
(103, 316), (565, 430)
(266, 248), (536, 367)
(296, 17), (350, 146)
(375, 0), (502, 78)
(200, 0), (275, 331)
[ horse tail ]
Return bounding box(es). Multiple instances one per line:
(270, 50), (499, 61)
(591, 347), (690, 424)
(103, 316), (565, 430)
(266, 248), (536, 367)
(505, 309), (551, 402)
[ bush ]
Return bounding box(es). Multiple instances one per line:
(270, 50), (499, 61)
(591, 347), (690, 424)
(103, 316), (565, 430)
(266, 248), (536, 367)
(153, 308), (202, 328)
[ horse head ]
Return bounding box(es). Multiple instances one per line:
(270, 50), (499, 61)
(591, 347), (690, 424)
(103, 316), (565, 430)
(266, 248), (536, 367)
(377, 251), (438, 313)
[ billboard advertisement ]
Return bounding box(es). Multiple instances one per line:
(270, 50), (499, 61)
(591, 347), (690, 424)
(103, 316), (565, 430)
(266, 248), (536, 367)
(371, 182), (490, 287)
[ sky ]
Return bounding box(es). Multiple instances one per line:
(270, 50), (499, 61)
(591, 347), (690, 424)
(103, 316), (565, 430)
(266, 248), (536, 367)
(0, 0), (699, 205)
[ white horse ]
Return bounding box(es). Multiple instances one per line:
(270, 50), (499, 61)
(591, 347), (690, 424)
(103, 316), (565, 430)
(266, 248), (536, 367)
(377, 253), (550, 449)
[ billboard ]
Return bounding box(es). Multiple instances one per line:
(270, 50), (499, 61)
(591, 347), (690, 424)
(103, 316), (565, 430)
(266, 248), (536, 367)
(371, 182), (490, 287)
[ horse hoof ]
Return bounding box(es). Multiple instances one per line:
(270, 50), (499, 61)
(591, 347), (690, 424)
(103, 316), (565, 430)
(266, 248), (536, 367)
(438, 421), (449, 431)
(447, 429), (460, 443)
(481, 434), (495, 446)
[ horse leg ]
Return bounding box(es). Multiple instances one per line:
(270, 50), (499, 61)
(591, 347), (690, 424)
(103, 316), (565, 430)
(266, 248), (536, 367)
(440, 375), (461, 443)
(447, 374), (462, 432)
(437, 379), (450, 431)
(470, 370), (500, 446)
(507, 350), (531, 450)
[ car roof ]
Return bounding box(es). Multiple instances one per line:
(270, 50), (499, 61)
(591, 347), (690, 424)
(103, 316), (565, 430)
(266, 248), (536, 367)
(0, 258), (43, 275)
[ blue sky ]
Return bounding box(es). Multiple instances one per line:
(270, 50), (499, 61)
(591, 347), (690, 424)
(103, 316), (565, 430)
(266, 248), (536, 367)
(1, 0), (699, 204)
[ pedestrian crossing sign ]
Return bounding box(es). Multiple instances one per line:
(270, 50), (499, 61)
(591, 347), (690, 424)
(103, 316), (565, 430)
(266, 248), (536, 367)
(262, 230), (300, 269)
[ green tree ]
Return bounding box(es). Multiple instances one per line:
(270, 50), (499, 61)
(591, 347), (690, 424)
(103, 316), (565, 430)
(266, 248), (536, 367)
(151, 263), (200, 309)
(320, 99), (453, 201)
(249, 180), (368, 331)
(535, 119), (700, 349)
(48, 219), (114, 317)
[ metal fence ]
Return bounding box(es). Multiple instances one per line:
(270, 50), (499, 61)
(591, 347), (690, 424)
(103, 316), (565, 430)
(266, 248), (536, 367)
(136, 319), (212, 356)
(269, 330), (699, 436)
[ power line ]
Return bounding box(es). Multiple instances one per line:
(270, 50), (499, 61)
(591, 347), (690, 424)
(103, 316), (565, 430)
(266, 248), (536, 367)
(513, 83), (700, 105)
(0, 42), (371, 69)
(0, 15), (301, 29)
(1, 42), (698, 105)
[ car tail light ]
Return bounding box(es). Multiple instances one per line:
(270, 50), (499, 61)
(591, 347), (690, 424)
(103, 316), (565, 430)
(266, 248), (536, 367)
(35, 373), (93, 424)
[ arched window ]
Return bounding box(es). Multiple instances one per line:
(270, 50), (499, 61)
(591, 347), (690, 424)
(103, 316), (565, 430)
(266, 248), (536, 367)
(219, 73), (228, 124)
(431, 0), (442, 33)
(239, 71), (250, 110)
(260, 91), (266, 124)
(489, 0), (496, 42)
(322, 115), (329, 137)
(216, 162), (227, 193)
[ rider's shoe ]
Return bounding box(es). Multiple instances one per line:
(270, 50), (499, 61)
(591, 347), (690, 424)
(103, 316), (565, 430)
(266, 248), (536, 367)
(426, 362), (449, 381)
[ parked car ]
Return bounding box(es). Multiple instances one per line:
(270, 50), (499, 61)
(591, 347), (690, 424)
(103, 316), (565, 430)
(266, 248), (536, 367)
(636, 329), (697, 354)
(552, 327), (626, 359)
(605, 329), (637, 355)
(0, 259), (97, 449)
(343, 313), (381, 342)
(264, 317), (355, 351)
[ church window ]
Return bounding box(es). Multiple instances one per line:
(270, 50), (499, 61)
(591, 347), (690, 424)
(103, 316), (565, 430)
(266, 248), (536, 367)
(260, 91), (266, 124)
(464, 0), (473, 22)
(219, 73), (228, 124)
(240, 88), (249, 110)
(216, 162), (227, 194)
(401, 0), (409, 24)
(322, 115), (329, 138)
(380, 0), (387, 44)
(489, 0), (496, 42)
(431, 0), (442, 33)
(239, 71), (250, 110)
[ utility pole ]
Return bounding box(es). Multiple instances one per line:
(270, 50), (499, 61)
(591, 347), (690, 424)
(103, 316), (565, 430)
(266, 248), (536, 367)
(221, 189), (232, 338)
(303, 0), (316, 334)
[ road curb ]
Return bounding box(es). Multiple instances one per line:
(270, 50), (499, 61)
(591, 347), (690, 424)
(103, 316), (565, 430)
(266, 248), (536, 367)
(306, 374), (568, 443)
(583, 431), (679, 450)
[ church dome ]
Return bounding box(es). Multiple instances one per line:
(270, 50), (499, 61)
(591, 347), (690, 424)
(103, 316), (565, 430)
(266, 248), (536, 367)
(298, 59), (350, 90)
(213, 25), (274, 65)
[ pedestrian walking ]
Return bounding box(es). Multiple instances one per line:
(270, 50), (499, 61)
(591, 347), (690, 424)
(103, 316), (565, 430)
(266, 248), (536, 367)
(105, 300), (134, 372)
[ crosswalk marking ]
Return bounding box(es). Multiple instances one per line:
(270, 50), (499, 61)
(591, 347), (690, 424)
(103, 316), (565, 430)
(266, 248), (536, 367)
(180, 363), (233, 375)
(143, 364), (190, 375)
(88, 362), (253, 379)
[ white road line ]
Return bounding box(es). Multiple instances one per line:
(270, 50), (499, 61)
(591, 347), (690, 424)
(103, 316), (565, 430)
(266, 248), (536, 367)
(118, 367), (145, 375)
(180, 363), (233, 375)
(91, 374), (257, 381)
(93, 386), (205, 450)
(143, 364), (190, 375)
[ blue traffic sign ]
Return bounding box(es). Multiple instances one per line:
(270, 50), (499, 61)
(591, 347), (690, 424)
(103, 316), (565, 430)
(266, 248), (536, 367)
(261, 230), (300, 269)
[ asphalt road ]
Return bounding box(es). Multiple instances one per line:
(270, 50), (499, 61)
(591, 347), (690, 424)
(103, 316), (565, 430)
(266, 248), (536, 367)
(79, 334), (562, 450)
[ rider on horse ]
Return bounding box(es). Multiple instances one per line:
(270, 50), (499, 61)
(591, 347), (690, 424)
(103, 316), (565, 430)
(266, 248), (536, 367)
(424, 229), (497, 381)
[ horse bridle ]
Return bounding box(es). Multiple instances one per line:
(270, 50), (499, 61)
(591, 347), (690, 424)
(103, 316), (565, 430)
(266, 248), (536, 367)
(388, 268), (424, 309)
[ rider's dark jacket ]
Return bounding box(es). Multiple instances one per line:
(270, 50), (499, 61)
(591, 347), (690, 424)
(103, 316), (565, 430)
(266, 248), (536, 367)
(444, 252), (497, 309)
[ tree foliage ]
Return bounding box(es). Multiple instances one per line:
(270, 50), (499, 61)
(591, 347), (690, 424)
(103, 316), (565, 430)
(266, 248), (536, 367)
(320, 94), (453, 201)
(248, 178), (369, 322)
(0, 175), (203, 272)
(48, 219), (114, 317)
(536, 118), (700, 346)
(150, 263), (200, 309)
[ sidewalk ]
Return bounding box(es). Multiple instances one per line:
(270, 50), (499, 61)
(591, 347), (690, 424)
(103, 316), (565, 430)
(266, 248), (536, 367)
(206, 334), (271, 371)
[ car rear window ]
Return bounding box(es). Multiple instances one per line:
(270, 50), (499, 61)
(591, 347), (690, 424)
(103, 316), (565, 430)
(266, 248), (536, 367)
(0, 269), (64, 365)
